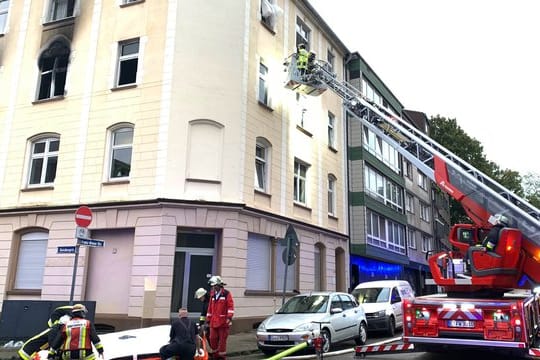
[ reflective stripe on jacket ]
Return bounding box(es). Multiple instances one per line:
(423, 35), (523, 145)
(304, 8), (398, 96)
(206, 289), (234, 328)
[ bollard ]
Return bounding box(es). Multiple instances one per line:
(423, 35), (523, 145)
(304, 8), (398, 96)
(266, 341), (309, 360)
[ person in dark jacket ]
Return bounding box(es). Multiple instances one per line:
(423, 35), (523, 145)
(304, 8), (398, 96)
(482, 213), (510, 251)
(18, 305), (74, 360)
(160, 308), (198, 360)
(194, 288), (210, 336)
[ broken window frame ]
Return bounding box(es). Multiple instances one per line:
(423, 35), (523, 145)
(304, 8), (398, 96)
(37, 40), (70, 100)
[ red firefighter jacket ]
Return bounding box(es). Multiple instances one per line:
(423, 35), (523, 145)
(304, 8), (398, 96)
(206, 288), (234, 328)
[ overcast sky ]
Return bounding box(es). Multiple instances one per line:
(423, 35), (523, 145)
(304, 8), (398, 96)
(308, 0), (539, 176)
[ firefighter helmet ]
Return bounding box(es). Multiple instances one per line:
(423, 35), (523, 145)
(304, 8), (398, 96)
(71, 304), (88, 317)
(208, 275), (225, 286)
(194, 287), (207, 299)
(494, 213), (510, 226)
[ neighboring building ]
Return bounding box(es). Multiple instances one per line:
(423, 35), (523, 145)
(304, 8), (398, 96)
(345, 53), (448, 295)
(0, 0), (350, 332)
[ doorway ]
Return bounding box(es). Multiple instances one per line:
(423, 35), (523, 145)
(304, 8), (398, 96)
(170, 231), (216, 317)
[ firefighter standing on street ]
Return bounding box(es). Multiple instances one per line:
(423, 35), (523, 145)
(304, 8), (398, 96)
(205, 276), (234, 360)
(194, 288), (210, 336)
(18, 304), (74, 360)
(49, 304), (104, 360)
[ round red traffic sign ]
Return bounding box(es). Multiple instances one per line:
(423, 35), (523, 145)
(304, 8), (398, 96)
(75, 206), (93, 227)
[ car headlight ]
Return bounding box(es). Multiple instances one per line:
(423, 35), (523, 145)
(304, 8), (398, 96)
(374, 310), (386, 317)
(294, 322), (314, 332)
(257, 322), (266, 332)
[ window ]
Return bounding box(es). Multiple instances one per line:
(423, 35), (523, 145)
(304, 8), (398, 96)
(294, 159), (308, 205)
(0, 0), (9, 33)
(327, 111), (335, 148)
(295, 17), (310, 49)
(28, 137), (59, 186)
(255, 138), (271, 192)
(328, 174), (336, 216)
(419, 202), (431, 222)
(362, 125), (400, 173)
(14, 232), (48, 290)
(260, 0), (280, 30)
(364, 166), (404, 212)
(258, 62), (269, 106)
(417, 172), (427, 190)
(403, 159), (412, 179)
(109, 126), (133, 180)
(422, 234), (433, 253)
(122, 0), (140, 4)
(405, 193), (414, 213)
(246, 233), (296, 292)
(314, 244), (325, 291)
(48, 0), (75, 22)
(366, 209), (406, 255)
(116, 39), (139, 87)
(37, 40), (69, 100)
(326, 49), (335, 72)
(407, 228), (417, 249)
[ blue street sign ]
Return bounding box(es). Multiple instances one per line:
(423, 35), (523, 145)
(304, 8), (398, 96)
(77, 238), (105, 247)
(57, 246), (77, 254)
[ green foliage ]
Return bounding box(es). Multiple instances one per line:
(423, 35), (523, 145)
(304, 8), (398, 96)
(428, 115), (534, 223)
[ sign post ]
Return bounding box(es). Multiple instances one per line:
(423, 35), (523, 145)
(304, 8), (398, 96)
(281, 224), (299, 305)
(69, 206), (94, 304)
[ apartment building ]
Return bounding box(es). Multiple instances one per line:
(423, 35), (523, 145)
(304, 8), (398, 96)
(0, 0), (350, 332)
(344, 53), (448, 295)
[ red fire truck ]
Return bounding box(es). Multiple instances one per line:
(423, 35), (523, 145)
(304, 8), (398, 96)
(284, 53), (540, 358)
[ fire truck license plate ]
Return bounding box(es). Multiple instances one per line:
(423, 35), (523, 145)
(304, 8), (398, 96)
(448, 320), (475, 328)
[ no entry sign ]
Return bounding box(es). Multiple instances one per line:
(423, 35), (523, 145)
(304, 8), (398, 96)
(75, 206), (93, 227)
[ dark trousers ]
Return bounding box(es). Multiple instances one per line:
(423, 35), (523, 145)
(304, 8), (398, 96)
(159, 340), (195, 360)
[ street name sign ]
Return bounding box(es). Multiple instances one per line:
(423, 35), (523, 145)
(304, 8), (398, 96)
(57, 246), (77, 254)
(77, 239), (105, 247)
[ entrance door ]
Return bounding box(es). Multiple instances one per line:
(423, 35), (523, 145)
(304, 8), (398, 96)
(170, 232), (216, 316)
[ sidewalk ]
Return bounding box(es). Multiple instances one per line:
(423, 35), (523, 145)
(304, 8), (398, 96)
(227, 330), (260, 357)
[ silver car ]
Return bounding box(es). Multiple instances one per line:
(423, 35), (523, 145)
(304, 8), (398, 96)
(256, 291), (368, 355)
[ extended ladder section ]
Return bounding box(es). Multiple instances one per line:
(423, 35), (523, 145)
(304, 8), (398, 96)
(284, 56), (540, 254)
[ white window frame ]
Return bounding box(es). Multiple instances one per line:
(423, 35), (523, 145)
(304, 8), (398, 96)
(260, 0), (279, 31)
(47, 0), (75, 22)
(258, 61), (270, 106)
(417, 172), (428, 190)
(405, 193), (415, 214)
(108, 125), (133, 181)
(0, 0), (9, 34)
(27, 137), (60, 187)
(255, 138), (271, 192)
(115, 38), (139, 87)
(407, 228), (417, 249)
(326, 49), (335, 72)
(14, 232), (48, 290)
(327, 111), (335, 148)
(246, 233), (272, 291)
(295, 17), (311, 49)
(328, 174), (336, 216)
(422, 234), (433, 253)
(420, 201), (431, 222)
(37, 39), (70, 100)
(294, 159), (309, 205)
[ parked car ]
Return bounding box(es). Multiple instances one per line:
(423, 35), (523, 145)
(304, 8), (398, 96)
(351, 280), (415, 336)
(256, 291), (368, 355)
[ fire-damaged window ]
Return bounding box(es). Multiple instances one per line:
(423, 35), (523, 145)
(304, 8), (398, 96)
(260, 0), (282, 32)
(37, 39), (70, 100)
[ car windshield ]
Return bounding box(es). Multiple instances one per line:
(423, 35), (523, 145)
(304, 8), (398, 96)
(277, 295), (329, 314)
(352, 287), (390, 304)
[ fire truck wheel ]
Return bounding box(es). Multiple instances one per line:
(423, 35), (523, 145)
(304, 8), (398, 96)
(386, 316), (396, 337)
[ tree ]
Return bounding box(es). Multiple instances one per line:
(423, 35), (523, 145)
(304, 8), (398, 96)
(522, 173), (540, 208)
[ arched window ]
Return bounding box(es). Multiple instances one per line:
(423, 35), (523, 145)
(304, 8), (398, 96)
(37, 39), (70, 100)
(108, 125), (134, 180)
(13, 231), (48, 290)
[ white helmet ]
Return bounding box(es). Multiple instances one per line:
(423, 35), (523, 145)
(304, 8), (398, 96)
(493, 213), (510, 227)
(208, 275), (225, 286)
(194, 287), (207, 299)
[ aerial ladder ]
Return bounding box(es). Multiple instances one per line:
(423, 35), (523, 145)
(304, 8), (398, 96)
(284, 53), (540, 295)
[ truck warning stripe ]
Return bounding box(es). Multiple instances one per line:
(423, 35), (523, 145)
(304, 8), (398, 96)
(356, 344), (414, 353)
(438, 308), (483, 320)
(529, 348), (540, 357)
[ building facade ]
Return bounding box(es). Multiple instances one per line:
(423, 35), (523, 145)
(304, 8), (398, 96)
(0, 0), (351, 332)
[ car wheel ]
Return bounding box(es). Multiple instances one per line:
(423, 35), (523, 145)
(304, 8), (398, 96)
(355, 321), (368, 345)
(261, 349), (276, 356)
(321, 329), (331, 353)
(387, 316), (396, 337)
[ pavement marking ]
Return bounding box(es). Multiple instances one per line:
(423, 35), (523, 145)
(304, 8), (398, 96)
(283, 337), (401, 359)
